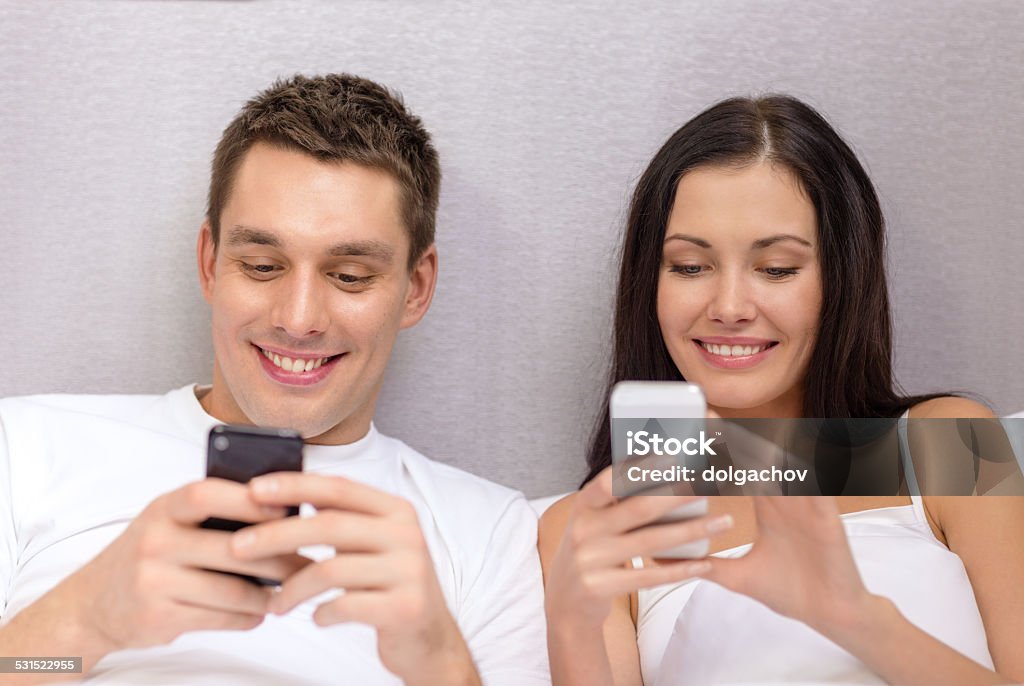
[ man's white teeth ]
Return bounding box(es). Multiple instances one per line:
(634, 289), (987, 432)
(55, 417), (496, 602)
(700, 342), (771, 357)
(261, 348), (328, 372)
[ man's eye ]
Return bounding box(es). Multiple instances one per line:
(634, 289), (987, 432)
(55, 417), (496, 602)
(333, 273), (374, 286)
(240, 263), (278, 276)
(669, 264), (704, 276)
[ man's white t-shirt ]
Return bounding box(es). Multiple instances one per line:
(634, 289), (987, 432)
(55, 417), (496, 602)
(0, 386), (550, 685)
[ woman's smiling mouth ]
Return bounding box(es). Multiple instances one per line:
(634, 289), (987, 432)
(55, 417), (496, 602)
(693, 338), (779, 369)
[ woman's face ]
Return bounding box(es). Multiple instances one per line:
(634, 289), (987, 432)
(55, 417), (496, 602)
(656, 162), (822, 417)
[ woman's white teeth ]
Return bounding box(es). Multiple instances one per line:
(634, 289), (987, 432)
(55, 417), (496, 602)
(700, 342), (769, 356)
(261, 348), (327, 372)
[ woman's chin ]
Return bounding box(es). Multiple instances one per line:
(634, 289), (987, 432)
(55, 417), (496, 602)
(708, 401), (764, 416)
(703, 388), (781, 416)
(676, 359), (801, 416)
(703, 385), (805, 418)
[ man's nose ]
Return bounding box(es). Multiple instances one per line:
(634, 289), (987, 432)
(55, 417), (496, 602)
(706, 271), (756, 325)
(270, 270), (330, 338)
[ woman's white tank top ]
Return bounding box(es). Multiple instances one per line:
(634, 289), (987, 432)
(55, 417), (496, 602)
(635, 416), (995, 684)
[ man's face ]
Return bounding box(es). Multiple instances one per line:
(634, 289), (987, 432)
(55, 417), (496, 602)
(197, 142), (436, 444)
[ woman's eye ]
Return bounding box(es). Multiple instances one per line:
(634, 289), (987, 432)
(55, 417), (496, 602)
(669, 264), (705, 276)
(761, 267), (799, 279)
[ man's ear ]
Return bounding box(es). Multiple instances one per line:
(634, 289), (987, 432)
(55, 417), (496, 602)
(197, 221), (218, 304)
(400, 244), (438, 329)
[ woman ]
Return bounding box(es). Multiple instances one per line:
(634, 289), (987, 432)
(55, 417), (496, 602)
(539, 96), (1024, 685)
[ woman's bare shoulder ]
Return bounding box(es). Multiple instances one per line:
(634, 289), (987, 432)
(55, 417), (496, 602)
(909, 396), (995, 419)
(537, 492), (581, 574)
(539, 492), (577, 543)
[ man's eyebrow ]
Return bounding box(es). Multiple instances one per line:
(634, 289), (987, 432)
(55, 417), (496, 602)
(225, 226), (395, 263)
(226, 226), (282, 248)
(750, 234), (814, 250)
(327, 240), (395, 263)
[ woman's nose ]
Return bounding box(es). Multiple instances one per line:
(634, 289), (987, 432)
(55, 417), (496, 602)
(706, 273), (756, 325)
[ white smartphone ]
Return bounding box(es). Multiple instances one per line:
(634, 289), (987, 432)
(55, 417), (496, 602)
(610, 381), (707, 419)
(610, 381), (710, 558)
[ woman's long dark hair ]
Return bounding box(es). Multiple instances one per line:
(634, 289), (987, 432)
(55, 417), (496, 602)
(584, 95), (949, 485)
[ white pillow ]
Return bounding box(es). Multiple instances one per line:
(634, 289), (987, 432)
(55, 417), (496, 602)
(529, 492), (570, 517)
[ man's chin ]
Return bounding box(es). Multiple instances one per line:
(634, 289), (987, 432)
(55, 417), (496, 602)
(228, 379), (375, 443)
(246, 405), (365, 443)
(231, 397), (323, 433)
(249, 413), (335, 439)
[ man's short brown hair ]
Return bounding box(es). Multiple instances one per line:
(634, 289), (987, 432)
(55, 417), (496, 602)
(208, 74), (440, 269)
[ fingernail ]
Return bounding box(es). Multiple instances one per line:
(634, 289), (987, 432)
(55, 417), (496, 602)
(707, 514), (734, 533)
(270, 591), (292, 616)
(251, 477), (279, 495)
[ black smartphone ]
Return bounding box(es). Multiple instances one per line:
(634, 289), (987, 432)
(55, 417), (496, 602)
(200, 424), (304, 585)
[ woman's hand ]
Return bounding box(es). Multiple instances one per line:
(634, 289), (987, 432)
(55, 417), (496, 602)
(696, 496), (873, 634)
(540, 466), (734, 686)
(543, 466), (734, 632)
(695, 496), (1021, 685)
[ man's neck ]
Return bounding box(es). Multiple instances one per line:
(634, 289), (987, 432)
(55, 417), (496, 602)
(195, 384), (375, 446)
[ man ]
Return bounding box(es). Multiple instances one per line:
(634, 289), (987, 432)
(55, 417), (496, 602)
(0, 74), (549, 685)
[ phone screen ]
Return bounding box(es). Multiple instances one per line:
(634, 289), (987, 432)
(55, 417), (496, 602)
(200, 424), (304, 584)
(205, 424), (303, 486)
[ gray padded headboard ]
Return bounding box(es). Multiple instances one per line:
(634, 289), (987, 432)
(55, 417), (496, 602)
(2, 0), (1022, 496)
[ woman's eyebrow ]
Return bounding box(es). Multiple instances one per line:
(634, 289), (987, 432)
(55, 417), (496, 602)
(664, 233), (712, 248)
(664, 232), (815, 250)
(751, 234), (814, 249)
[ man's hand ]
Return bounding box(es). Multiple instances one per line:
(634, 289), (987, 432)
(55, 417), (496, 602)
(232, 473), (481, 686)
(67, 478), (310, 653)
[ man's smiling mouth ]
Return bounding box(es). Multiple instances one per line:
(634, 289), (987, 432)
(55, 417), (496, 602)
(255, 345), (343, 373)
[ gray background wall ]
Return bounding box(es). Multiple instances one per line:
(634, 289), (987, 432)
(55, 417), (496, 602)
(1, 1), (1021, 497)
